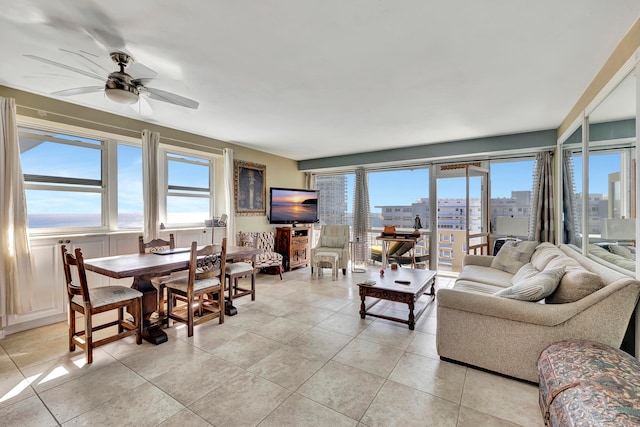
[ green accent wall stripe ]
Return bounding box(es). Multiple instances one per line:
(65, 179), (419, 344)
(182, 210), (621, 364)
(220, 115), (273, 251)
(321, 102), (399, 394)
(563, 119), (636, 144)
(298, 129), (557, 171)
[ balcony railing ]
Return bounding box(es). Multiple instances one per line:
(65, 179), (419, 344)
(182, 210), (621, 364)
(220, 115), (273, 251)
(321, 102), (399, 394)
(311, 225), (473, 273)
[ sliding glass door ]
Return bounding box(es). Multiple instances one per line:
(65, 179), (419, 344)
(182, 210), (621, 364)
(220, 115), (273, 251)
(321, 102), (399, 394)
(435, 162), (489, 272)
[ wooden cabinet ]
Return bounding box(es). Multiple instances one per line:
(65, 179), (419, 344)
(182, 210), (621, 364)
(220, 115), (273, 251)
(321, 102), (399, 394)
(175, 227), (226, 247)
(276, 227), (310, 271)
(5, 235), (109, 333)
(3, 227), (227, 336)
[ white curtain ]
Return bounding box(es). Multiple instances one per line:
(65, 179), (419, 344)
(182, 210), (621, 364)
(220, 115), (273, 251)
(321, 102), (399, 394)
(223, 148), (235, 242)
(1, 97), (34, 315)
(142, 129), (160, 241)
(305, 172), (315, 190)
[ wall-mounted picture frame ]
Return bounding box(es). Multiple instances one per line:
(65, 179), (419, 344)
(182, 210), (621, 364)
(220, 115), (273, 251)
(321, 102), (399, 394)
(234, 160), (266, 216)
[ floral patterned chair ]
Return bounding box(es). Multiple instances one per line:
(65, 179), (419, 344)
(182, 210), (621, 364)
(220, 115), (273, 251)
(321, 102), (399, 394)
(237, 231), (284, 279)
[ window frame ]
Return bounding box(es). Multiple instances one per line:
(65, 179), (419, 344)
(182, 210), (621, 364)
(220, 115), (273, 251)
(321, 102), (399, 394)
(19, 126), (109, 234)
(19, 120), (223, 235)
(158, 144), (217, 229)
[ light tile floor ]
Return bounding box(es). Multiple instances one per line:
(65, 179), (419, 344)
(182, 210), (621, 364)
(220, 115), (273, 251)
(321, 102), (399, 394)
(0, 266), (545, 426)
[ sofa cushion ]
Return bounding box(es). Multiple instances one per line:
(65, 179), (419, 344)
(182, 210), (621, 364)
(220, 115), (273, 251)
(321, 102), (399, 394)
(546, 270), (606, 304)
(490, 240), (539, 274)
(530, 242), (564, 271)
(545, 256), (581, 271)
(453, 281), (507, 295)
(589, 244), (637, 272)
(609, 245), (635, 260)
(456, 265), (514, 288)
(511, 263), (539, 285)
(494, 268), (565, 301)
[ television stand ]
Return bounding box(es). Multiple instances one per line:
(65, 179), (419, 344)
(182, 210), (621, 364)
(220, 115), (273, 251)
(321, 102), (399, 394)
(276, 226), (310, 271)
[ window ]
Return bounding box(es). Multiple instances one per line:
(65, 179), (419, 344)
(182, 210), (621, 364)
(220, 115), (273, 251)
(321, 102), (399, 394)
(587, 150), (630, 243)
(490, 159), (534, 233)
(315, 174), (352, 225)
(19, 125), (219, 234)
(19, 128), (105, 230)
(160, 149), (214, 226)
(117, 143), (143, 229)
(368, 168), (430, 230)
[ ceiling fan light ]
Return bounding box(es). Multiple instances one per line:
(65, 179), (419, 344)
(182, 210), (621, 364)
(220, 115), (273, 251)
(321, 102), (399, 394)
(105, 87), (139, 104)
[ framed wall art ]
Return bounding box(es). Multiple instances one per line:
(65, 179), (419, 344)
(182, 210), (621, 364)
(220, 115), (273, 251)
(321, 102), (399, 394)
(234, 160), (266, 216)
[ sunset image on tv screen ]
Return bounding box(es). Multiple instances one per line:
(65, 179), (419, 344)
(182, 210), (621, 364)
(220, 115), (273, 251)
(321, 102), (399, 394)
(270, 189), (318, 223)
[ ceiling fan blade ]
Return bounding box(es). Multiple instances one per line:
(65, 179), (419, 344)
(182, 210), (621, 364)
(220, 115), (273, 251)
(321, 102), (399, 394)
(144, 87), (199, 110)
(24, 54), (104, 81)
(130, 96), (153, 116)
(52, 86), (104, 96)
(129, 62), (158, 84)
(59, 48), (111, 75)
(76, 2), (126, 51)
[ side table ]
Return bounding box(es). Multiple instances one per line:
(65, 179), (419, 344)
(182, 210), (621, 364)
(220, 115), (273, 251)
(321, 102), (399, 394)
(313, 251), (339, 280)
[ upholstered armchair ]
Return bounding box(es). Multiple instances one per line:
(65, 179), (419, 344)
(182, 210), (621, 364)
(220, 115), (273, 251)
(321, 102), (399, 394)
(311, 224), (350, 275)
(237, 231), (284, 279)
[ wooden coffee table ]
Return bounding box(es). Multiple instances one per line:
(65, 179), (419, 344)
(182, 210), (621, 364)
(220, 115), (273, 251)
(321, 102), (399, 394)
(358, 268), (436, 330)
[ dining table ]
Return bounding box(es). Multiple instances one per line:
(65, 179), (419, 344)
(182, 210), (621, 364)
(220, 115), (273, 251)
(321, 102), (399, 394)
(84, 244), (263, 344)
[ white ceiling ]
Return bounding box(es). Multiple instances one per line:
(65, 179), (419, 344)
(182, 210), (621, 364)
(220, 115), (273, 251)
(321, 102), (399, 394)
(1, 1), (639, 161)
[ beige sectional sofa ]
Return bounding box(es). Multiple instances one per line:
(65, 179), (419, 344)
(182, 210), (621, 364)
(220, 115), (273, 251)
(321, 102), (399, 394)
(588, 243), (636, 273)
(436, 243), (640, 383)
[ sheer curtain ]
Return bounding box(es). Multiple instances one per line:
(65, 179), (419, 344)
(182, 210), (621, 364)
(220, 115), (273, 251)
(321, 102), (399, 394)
(142, 129), (160, 241)
(562, 150), (580, 245)
(305, 172), (315, 190)
(529, 151), (555, 243)
(353, 168), (371, 261)
(223, 148), (235, 241)
(1, 97), (34, 315)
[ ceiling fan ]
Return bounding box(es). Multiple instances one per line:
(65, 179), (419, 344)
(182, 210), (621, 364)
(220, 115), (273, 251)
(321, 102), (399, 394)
(25, 51), (199, 110)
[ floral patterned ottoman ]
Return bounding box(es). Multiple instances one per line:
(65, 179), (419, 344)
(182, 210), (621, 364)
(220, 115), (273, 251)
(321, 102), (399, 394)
(537, 340), (640, 426)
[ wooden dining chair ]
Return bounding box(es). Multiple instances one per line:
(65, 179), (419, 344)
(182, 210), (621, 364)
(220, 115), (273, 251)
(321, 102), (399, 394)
(61, 245), (143, 364)
(138, 234), (175, 254)
(139, 233), (176, 320)
(164, 238), (227, 337)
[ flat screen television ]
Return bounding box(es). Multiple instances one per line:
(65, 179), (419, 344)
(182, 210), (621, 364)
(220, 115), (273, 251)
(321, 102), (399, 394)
(269, 187), (319, 225)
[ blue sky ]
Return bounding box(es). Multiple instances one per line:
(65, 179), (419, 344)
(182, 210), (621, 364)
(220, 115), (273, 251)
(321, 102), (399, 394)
(22, 139), (619, 216)
(347, 161), (538, 211)
(351, 157), (616, 211)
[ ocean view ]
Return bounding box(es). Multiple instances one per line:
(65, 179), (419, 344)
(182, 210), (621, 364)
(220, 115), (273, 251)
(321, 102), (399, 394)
(29, 213), (144, 230)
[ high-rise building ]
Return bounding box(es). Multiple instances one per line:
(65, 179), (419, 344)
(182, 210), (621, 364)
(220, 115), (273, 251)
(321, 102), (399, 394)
(376, 198), (429, 229)
(315, 175), (348, 225)
(574, 193), (608, 234)
(490, 191), (532, 232)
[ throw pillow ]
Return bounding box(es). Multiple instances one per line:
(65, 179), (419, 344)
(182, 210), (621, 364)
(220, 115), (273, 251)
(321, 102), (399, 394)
(490, 240), (540, 274)
(545, 269), (606, 304)
(530, 243), (563, 271)
(494, 268), (565, 302)
(510, 263), (539, 285)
